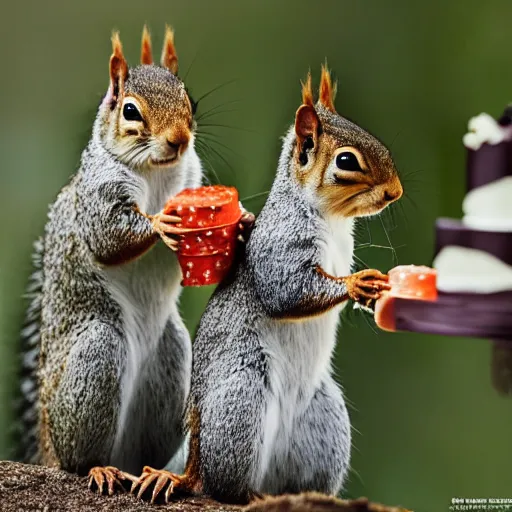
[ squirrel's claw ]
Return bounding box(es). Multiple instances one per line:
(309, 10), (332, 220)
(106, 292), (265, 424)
(240, 209), (256, 226)
(237, 206), (256, 243)
(150, 212), (181, 235)
(150, 210), (194, 252)
(87, 466), (130, 496)
(131, 466), (182, 503)
(345, 269), (391, 306)
(153, 472), (174, 503)
(160, 235), (180, 252)
(136, 471), (159, 500)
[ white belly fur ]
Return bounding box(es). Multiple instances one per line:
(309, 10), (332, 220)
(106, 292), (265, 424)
(103, 152), (202, 458)
(254, 217), (354, 489)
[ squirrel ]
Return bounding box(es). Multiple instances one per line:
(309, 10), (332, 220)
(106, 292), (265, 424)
(17, 25), (252, 491)
(128, 66), (403, 504)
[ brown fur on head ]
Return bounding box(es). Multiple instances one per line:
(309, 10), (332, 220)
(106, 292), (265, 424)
(100, 26), (195, 171)
(293, 65), (402, 218)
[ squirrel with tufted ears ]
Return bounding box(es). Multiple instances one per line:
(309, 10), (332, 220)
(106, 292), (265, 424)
(129, 66), (403, 504)
(17, 25), (252, 491)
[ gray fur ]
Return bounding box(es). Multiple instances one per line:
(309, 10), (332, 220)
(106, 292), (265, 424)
(191, 128), (353, 503)
(20, 64), (202, 474)
(18, 238), (44, 463)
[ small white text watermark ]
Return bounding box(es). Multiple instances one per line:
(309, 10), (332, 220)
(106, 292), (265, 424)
(450, 498), (512, 511)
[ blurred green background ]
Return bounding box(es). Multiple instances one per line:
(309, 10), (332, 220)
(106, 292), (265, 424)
(1, 1), (512, 510)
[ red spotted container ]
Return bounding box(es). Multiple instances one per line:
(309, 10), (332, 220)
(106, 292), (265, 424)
(164, 185), (242, 286)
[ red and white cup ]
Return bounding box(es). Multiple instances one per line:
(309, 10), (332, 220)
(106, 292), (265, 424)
(164, 185), (242, 286)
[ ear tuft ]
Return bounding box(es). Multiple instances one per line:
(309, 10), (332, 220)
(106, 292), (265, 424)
(109, 31), (128, 103)
(319, 63), (336, 112)
(301, 72), (314, 107)
(141, 25), (153, 65)
(161, 24), (178, 74)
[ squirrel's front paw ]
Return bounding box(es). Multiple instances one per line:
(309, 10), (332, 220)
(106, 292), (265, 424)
(345, 269), (390, 307)
(237, 206), (256, 243)
(150, 211), (188, 252)
(87, 465), (138, 496)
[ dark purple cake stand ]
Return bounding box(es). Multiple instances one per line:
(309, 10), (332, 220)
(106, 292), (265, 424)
(390, 219), (512, 395)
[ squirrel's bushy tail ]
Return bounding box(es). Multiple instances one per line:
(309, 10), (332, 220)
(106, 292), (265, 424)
(16, 238), (43, 463)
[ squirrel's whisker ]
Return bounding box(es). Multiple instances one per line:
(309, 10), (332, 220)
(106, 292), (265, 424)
(182, 48), (200, 82)
(396, 200), (410, 230)
(388, 129), (403, 151)
(196, 133), (242, 158)
(354, 243), (405, 252)
(239, 191), (270, 203)
(399, 168), (425, 179)
(381, 206), (399, 233)
(198, 122), (255, 134)
(194, 140), (221, 184)
(362, 310), (380, 335)
(120, 143), (149, 169)
(352, 253), (370, 269)
(196, 138), (235, 179)
(196, 108), (240, 123)
(195, 99), (241, 121)
(402, 190), (422, 213)
(196, 98), (241, 117)
(194, 79), (237, 105)
(378, 215), (398, 267)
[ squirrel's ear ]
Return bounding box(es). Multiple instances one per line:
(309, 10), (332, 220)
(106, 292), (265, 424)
(141, 25), (153, 65)
(295, 104), (321, 165)
(319, 64), (337, 113)
(109, 32), (128, 104)
(161, 25), (178, 74)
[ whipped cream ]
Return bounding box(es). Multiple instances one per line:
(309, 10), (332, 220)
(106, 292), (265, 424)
(434, 245), (512, 293)
(462, 113), (512, 151)
(462, 176), (512, 232)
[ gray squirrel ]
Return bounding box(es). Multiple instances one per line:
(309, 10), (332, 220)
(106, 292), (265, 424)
(18, 26), (253, 491)
(129, 67), (403, 504)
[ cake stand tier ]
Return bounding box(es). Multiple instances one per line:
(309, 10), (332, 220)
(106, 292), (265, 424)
(435, 218), (512, 264)
(391, 291), (512, 394)
(393, 291), (512, 341)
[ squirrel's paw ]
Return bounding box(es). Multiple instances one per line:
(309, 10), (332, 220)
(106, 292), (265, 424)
(130, 466), (183, 504)
(345, 269), (391, 307)
(237, 205), (256, 243)
(150, 212), (190, 252)
(87, 465), (137, 496)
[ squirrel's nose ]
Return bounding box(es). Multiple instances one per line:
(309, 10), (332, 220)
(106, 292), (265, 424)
(166, 130), (190, 157)
(167, 140), (181, 152)
(382, 181), (403, 204)
(383, 190), (399, 202)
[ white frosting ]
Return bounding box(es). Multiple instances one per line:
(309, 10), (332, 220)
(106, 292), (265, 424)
(433, 246), (512, 293)
(433, 112), (512, 294)
(462, 113), (511, 150)
(462, 175), (512, 232)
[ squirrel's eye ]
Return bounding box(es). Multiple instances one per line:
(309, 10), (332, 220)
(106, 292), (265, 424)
(336, 152), (362, 171)
(123, 103), (143, 122)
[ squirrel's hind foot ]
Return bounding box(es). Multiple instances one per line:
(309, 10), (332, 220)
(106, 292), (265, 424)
(131, 466), (191, 504)
(87, 465), (137, 496)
